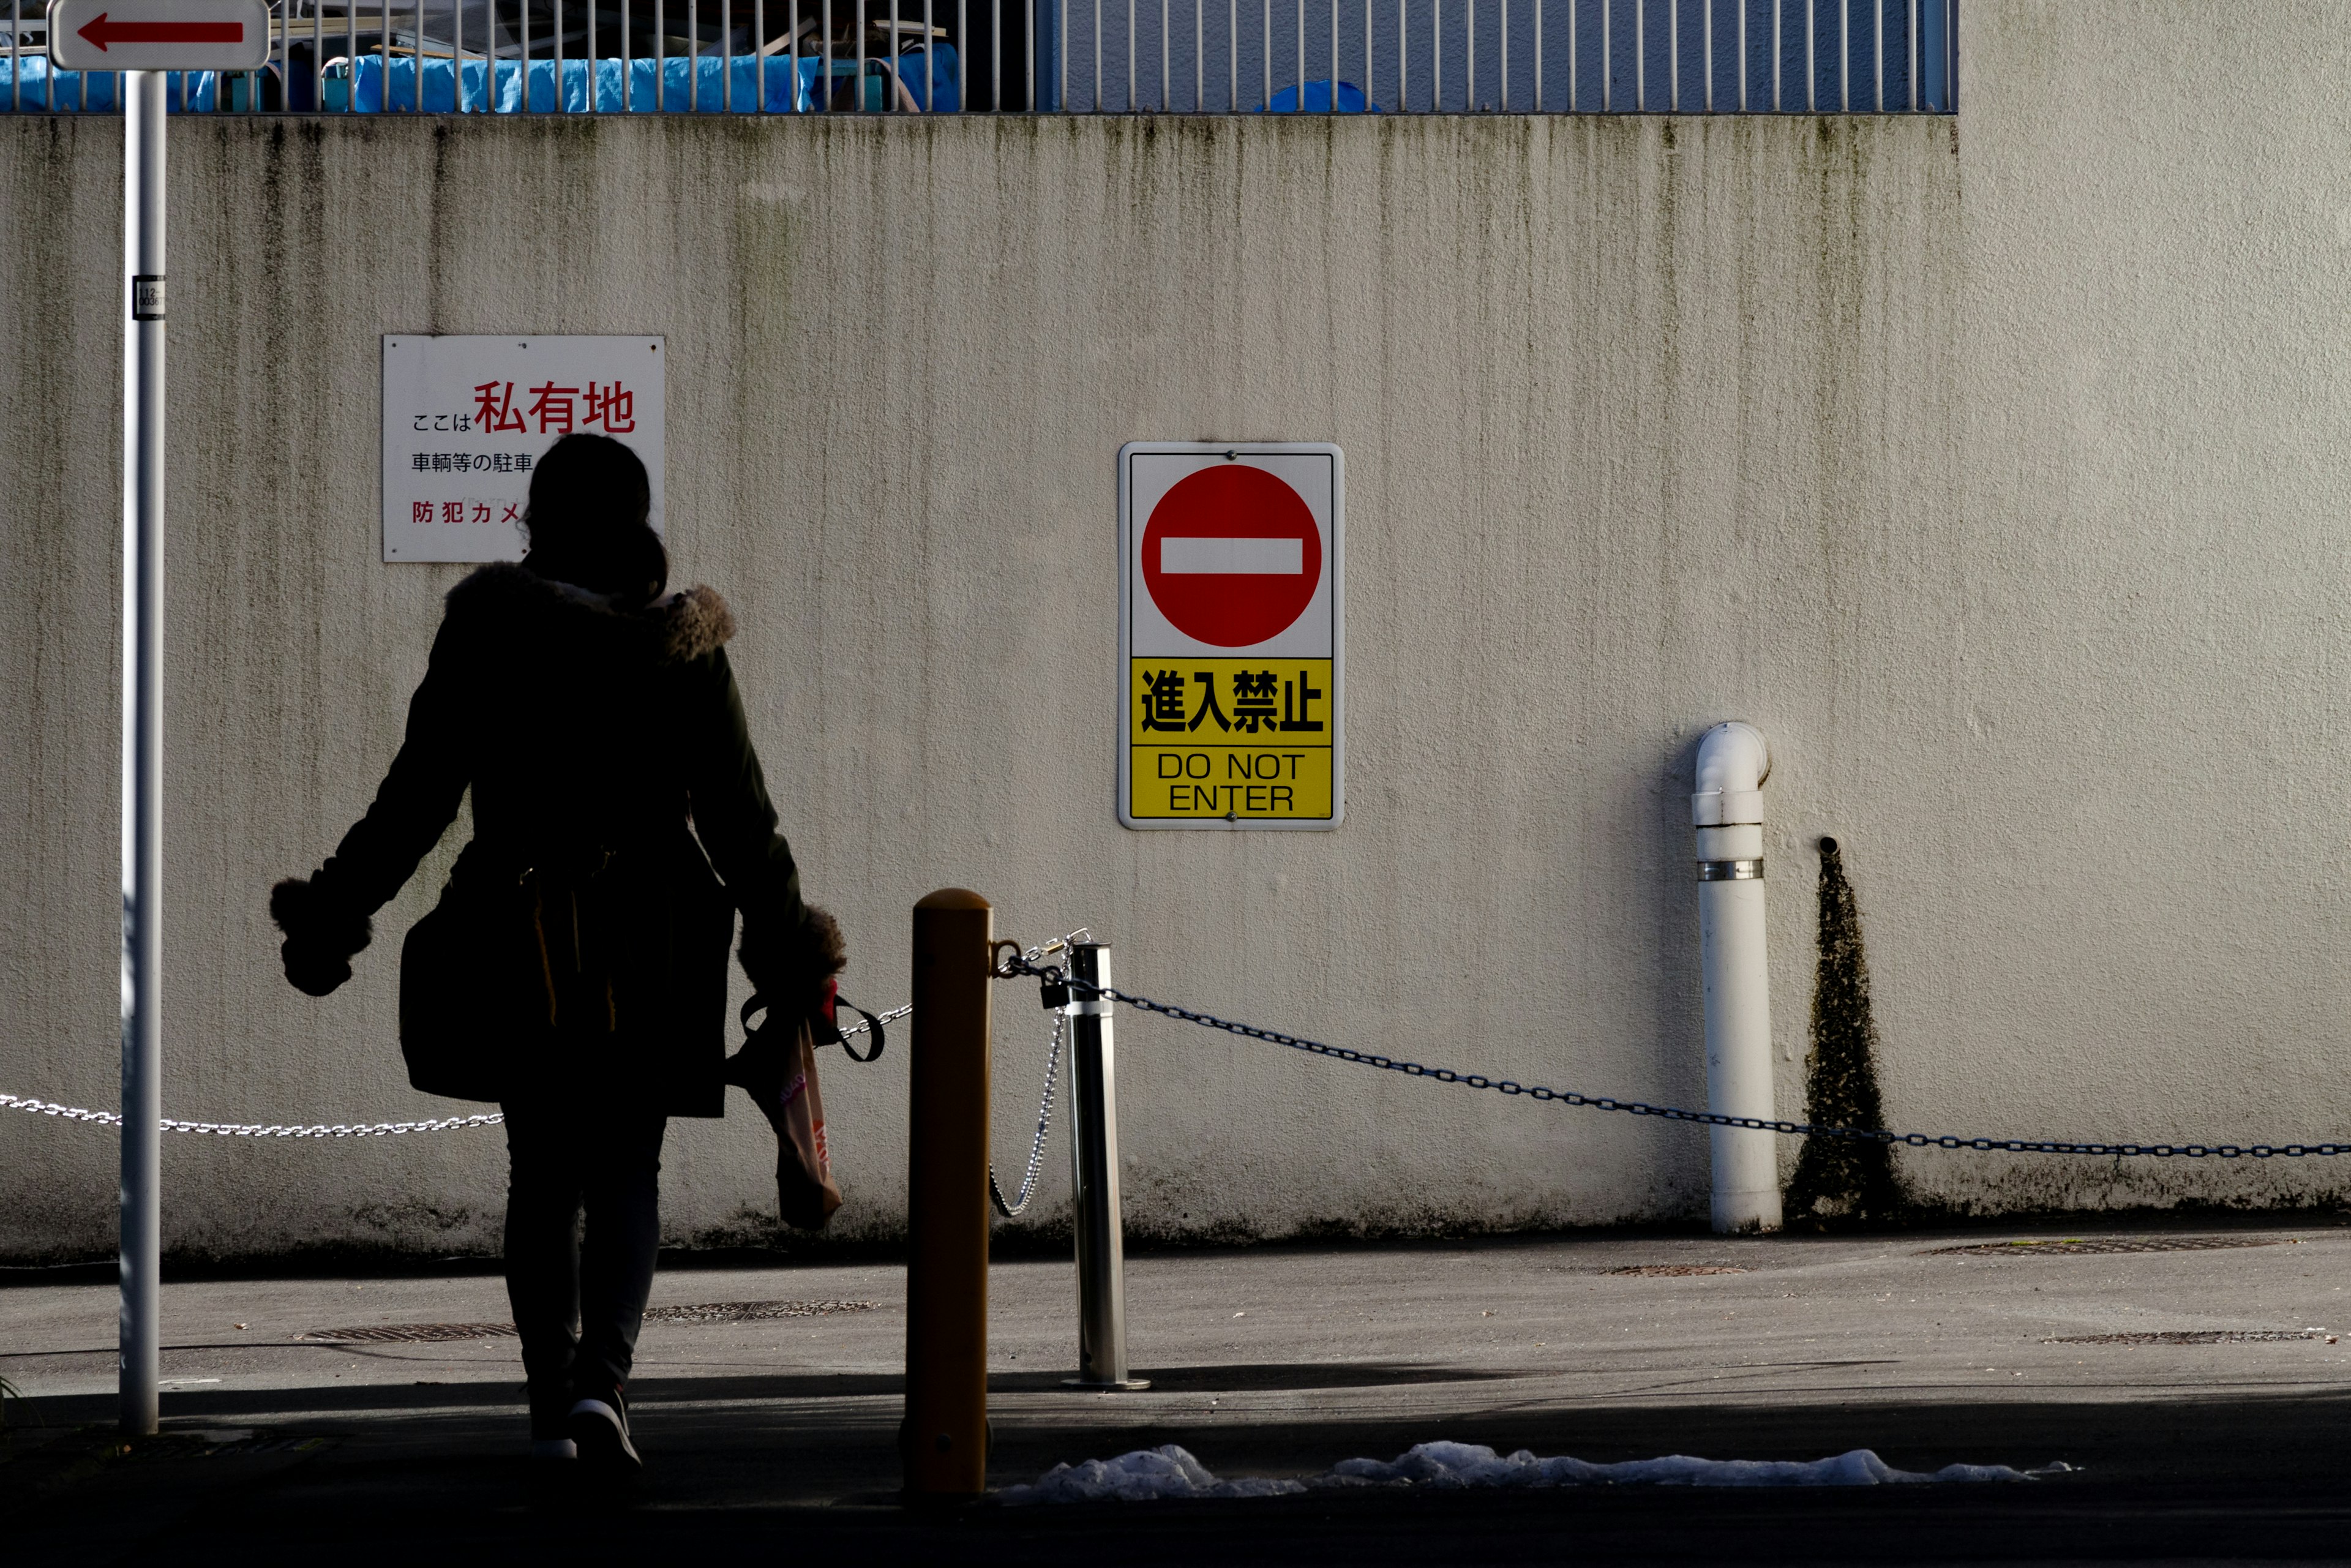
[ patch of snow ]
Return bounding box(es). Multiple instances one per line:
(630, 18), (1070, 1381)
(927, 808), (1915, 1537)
(1003, 1444), (1308, 1504)
(1001, 1441), (2054, 1504)
(1326, 1441), (2043, 1489)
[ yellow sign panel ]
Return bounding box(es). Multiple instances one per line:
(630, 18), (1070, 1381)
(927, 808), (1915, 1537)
(1127, 659), (1335, 822)
(1120, 443), (1343, 831)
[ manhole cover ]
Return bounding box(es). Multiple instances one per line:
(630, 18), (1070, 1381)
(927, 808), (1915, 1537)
(2047, 1330), (2334, 1345)
(1922, 1237), (2298, 1258)
(296, 1300), (876, 1343)
(296, 1322), (518, 1343)
(643, 1299), (876, 1324)
(1604, 1264), (1750, 1277)
(123, 1431), (331, 1459)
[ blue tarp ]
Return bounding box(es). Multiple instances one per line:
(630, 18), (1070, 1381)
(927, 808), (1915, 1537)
(357, 54), (812, 113)
(1264, 78), (1372, 113)
(0, 47), (958, 113)
(0, 62), (218, 111)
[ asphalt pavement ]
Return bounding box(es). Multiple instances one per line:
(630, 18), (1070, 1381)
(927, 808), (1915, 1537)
(9, 1223), (2351, 1563)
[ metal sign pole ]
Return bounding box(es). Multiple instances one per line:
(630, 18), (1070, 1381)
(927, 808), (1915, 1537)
(47, 0), (261, 1446)
(119, 65), (166, 1439)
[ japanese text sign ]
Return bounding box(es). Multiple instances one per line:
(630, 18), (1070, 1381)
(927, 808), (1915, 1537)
(1119, 443), (1344, 830)
(381, 336), (664, 563)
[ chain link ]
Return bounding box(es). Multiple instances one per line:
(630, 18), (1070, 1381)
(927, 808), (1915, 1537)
(981, 927), (1090, 1217)
(0, 931), (1093, 1148)
(836, 1003), (910, 1044)
(997, 956), (2351, 1161)
(0, 1092), (503, 1139)
(990, 1008), (1066, 1218)
(25, 923), (2344, 1165)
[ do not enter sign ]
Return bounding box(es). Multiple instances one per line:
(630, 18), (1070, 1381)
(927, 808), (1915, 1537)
(1140, 465), (1323, 648)
(1120, 443), (1343, 831)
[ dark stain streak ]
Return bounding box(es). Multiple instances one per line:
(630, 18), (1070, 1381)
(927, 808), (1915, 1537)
(1786, 836), (1904, 1225)
(426, 121), (453, 329)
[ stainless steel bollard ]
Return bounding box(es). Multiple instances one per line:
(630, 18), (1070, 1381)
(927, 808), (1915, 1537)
(1063, 942), (1147, 1389)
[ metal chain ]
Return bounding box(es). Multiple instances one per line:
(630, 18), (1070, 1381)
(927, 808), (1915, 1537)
(989, 1007), (1067, 1218)
(982, 926), (1090, 1217)
(1024, 929), (1092, 965)
(996, 955), (2351, 1161)
(836, 1003), (910, 1044)
(0, 1092), (503, 1139)
(0, 930), (1094, 1146)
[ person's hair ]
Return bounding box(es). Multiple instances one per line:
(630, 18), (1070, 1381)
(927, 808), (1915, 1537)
(521, 433), (667, 606)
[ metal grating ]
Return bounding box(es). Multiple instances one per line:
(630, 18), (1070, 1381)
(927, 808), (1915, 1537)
(296, 1299), (876, 1343)
(2047, 1330), (2336, 1346)
(1922, 1237), (2299, 1258)
(2, 0), (1958, 117)
(121, 1430), (332, 1458)
(1605, 1263), (1749, 1276)
(296, 1321), (519, 1343)
(644, 1298), (876, 1324)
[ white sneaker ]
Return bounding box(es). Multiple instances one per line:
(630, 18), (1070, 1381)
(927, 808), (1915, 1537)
(567, 1396), (641, 1472)
(530, 1438), (578, 1461)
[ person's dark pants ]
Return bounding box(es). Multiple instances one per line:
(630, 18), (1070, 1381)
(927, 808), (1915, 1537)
(500, 1099), (670, 1438)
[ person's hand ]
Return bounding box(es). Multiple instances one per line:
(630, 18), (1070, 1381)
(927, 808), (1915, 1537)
(269, 877), (369, 998)
(280, 940), (353, 997)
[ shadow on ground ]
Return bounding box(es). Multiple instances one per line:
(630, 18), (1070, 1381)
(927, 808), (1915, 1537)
(10, 1378), (2351, 1564)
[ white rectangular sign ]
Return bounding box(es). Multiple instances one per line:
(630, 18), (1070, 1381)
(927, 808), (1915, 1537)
(381, 335), (664, 564)
(47, 0), (271, 70)
(1119, 442), (1344, 830)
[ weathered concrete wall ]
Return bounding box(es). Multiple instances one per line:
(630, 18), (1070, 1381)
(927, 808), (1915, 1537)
(1905, 0), (2351, 1213)
(2, 1), (2342, 1263)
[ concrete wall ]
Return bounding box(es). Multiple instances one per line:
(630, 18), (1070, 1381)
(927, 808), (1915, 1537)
(4, 1), (2344, 1264)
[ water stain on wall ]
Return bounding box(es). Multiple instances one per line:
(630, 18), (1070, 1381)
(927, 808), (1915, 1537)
(1785, 836), (1903, 1226)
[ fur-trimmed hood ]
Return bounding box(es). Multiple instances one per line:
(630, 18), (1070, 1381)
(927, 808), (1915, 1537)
(446, 561), (736, 662)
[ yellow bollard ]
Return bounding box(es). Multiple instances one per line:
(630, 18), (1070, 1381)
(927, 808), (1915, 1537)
(904, 888), (994, 1496)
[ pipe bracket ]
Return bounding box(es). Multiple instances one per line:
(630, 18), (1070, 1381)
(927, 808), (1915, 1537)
(1696, 858), (1766, 882)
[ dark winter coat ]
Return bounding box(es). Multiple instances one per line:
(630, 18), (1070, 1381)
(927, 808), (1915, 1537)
(271, 562), (831, 1117)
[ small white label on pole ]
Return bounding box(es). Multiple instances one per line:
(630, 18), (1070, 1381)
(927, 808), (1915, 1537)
(380, 336), (666, 564)
(1119, 443), (1344, 830)
(47, 0), (271, 71)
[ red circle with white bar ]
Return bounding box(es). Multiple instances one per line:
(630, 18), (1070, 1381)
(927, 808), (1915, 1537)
(1139, 465), (1322, 648)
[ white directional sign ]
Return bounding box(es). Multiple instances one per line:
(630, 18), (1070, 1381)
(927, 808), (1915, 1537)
(1119, 442), (1344, 830)
(47, 0), (271, 70)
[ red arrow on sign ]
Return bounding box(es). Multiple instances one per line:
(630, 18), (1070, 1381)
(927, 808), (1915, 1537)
(77, 12), (249, 50)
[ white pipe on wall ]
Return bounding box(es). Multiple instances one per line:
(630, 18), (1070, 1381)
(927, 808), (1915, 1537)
(1692, 721), (1782, 1236)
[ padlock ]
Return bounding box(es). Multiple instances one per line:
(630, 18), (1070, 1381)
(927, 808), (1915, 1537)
(1038, 969), (1072, 1011)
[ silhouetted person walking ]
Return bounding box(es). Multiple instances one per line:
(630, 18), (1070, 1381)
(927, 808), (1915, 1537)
(270, 433), (839, 1472)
